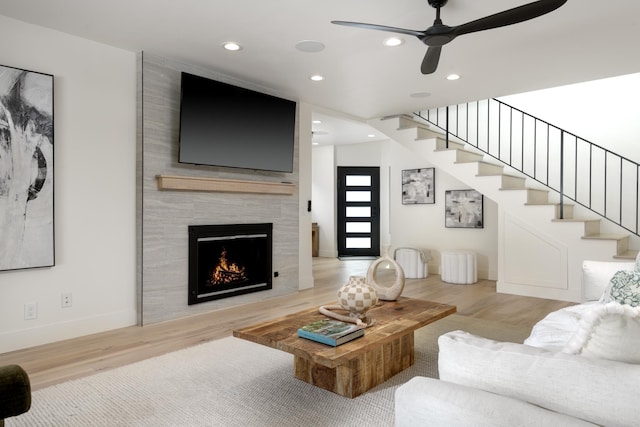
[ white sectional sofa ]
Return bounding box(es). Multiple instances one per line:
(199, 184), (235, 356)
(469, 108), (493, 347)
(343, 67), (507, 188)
(395, 260), (640, 427)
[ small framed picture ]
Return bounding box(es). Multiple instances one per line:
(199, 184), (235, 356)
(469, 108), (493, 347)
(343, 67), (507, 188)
(402, 168), (435, 205)
(445, 189), (483, 228)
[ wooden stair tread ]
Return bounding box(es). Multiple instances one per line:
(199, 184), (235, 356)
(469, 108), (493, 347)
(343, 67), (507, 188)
(476, 173), (524, 179)
(551, 218), (599, 223)
(581, 234), (628, 241)
(614, 250), (639, 260)
(524, 202), (575, 207)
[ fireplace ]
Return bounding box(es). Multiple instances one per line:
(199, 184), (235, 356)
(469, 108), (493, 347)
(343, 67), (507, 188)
(188, 223), (272, 305)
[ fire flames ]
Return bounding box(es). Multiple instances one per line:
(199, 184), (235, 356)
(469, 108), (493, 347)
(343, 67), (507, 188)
(207, 248), (247, 286)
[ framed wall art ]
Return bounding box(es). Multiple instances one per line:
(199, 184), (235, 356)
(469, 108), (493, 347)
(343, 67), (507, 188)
(402, 168), (435, 205)
(0, 64), (54, 271)
(445, 189), (483, 229)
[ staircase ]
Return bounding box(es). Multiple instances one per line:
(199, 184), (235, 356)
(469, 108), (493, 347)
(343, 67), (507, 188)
(370, 113), (638, 302)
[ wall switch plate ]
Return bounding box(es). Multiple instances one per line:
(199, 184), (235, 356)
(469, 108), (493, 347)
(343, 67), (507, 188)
(61, 293), (72, 308)
(24, 302), (38, 320)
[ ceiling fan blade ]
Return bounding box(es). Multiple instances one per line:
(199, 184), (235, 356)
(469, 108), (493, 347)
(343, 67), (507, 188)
(452, 0), (567, 37)
(421, 46), (442, 75)
(331, 21), (425, 38)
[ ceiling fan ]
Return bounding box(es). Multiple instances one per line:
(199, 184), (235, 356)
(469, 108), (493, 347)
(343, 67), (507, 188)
(332, 0), (567, 75)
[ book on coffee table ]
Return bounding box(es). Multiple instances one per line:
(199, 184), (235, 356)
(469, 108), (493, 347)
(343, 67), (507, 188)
(297, 319), (364, 346)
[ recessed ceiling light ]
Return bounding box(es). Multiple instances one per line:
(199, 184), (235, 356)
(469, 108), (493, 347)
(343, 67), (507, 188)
(447, 73), (461, 81)
(383, 37), (404, 47)
(310, 75), (324, 82)
(312, 142), (320, 146)
(296, 40), (325, 53)
(222, 42), (242, 51)
(410, 92), (431, 98)
(368, 134), (376, 138)
(312, 120), (322, 124)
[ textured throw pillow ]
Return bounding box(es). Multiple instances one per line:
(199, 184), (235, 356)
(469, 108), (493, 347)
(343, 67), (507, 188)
(600, 270), (640, 306)
(562, 302), (640, 363)
(582, 260), (634, 301)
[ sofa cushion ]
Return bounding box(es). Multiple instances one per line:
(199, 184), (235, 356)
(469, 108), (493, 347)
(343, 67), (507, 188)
(562, 302), (640, 363)
(523, 303), (594, 351)
(395, 377), (598, 427)
(438, 330), (640, 427)
(582, 260), (634, 301)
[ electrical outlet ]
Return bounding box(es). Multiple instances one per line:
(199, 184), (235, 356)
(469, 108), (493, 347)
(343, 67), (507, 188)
(24, 302), (37, 320)
(61, 293), (72, 308)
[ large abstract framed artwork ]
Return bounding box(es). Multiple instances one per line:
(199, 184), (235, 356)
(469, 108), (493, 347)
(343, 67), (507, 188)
(0, 64), (54, 271)
(445, 189), (483, 229)
(402, 168), (435, 205)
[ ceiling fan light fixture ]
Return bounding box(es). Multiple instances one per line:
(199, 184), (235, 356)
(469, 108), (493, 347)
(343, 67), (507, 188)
(446, 73), (460, 81)
(310, 75), (325, 82)
(222, 42), (242, 51)
(383, 37), (404, 47)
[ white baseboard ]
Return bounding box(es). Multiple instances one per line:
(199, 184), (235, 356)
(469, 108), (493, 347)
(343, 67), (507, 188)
(0, 309), (138, 353)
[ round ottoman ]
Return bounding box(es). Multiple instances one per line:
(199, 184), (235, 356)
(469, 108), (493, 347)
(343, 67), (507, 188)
(440, 250), (477, 284)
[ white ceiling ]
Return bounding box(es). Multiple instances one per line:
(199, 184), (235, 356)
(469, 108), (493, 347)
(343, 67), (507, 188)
(1, 0), (639, 145)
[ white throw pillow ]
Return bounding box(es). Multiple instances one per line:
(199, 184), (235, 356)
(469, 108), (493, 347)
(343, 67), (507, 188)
(562, 302), (640, 363)
(581, 260), (634, 301)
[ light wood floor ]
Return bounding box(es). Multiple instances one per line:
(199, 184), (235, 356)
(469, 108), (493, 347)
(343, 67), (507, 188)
(0, 258), (574, 391)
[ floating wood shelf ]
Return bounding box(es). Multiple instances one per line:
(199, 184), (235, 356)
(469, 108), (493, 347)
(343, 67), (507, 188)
(156, 175), (296, 195)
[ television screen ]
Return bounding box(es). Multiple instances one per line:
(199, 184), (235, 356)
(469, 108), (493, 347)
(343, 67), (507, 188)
(178, 72), (296, 173)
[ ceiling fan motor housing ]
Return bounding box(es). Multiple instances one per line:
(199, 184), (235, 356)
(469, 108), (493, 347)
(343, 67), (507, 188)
(428, 0), (448, 8)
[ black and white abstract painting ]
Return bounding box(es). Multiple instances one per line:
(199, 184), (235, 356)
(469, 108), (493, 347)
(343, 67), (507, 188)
(402, 168), (435, 205)
(445, 189), (483, 229)
(0, 64), (54, 271)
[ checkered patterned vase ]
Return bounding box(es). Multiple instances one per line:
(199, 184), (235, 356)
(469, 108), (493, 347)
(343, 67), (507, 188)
(337, 275), (378, 319)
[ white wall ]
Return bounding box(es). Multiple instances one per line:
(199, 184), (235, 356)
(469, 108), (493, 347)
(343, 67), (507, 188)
(298, 103), (314, 290)
(311, 145), (337, 257)
(499, 73), (640, 163)
(312, 137), (498, 279)
(500, 72), (640, 247)
(388, 140), (498, 279)
(0, 16), (137, 353)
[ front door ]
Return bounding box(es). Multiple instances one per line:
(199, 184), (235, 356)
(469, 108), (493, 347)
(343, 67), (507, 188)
(337, 167), (380, 258)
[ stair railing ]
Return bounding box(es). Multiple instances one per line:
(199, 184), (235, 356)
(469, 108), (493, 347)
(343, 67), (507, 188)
(414, 99), (640, 237)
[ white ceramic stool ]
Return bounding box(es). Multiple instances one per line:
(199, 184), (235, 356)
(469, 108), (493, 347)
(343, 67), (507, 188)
(394, 247), (431, 279)
(440, 250), (477, 284)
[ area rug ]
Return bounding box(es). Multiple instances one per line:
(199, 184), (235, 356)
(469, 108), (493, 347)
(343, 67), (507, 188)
(9, 315), (530, 427)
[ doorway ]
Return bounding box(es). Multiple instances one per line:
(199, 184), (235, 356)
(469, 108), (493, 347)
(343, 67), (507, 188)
(337, 166), (380, 258)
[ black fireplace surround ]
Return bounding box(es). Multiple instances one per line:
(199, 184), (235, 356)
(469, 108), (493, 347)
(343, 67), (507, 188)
(188, 223), (272, 305)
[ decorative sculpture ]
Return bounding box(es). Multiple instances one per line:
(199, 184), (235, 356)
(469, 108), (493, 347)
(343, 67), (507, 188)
(367, 251), (405, 301)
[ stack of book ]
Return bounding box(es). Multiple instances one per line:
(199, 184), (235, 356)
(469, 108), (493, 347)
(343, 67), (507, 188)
(297, 319), (364, 346)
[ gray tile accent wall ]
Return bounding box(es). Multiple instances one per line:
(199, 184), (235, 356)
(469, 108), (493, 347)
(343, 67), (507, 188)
(138, 52), (299, 325)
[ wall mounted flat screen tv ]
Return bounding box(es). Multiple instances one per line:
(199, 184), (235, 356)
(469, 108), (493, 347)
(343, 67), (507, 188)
(178, 72), (296, 173)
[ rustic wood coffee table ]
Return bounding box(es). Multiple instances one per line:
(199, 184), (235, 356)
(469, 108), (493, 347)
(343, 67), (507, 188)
(233, 297), (456, 398)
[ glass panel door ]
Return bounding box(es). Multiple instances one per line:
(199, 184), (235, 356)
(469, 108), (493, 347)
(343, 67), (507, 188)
(337, 167), (380, 258)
